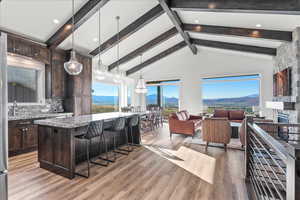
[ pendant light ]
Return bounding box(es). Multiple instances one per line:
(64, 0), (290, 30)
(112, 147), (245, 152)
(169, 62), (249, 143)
(113, 16), (122, 83)
(94, 7), (107, 80)
(135, 54), (148, 94)
(64, 0), (83, 75)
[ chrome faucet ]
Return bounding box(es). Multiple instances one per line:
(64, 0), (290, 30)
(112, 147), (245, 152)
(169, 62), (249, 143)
(11, 101), (18, 116)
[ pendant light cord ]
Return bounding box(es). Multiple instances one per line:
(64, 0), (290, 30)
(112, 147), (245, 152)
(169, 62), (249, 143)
(117, 16), (120, 72)
(140, 54), (143, 77)
(98, 8), (101, 65)
(72, 0), (75, 51)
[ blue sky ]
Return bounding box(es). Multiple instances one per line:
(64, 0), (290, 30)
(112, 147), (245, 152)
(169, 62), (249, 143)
(202, 76), (260, 99)
(92, 82), (119, 96)
(147, 85), (179, 98)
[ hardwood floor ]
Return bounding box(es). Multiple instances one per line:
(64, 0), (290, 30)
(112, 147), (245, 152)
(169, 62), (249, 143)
(8, 124), (249, 200)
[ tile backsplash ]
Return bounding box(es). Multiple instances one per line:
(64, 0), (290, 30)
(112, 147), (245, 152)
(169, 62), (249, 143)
(8, 97), (64, 116)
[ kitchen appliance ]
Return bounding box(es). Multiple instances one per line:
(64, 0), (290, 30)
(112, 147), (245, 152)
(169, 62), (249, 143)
(0, 32), (8, 200)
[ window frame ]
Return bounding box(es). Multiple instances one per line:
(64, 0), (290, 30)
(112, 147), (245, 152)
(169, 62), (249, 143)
(7, 54), (45, 106)
(201, 73), (261, 110)
(91, 81), (121, 113)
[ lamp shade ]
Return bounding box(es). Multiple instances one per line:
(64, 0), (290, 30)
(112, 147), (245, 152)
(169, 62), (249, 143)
(64, 50), (83, 75)
(94, 59), (108, 80)
(135, 75), (148, 93)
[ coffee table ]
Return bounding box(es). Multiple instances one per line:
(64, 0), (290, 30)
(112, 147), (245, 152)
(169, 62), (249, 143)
(230, 122), (242, 138)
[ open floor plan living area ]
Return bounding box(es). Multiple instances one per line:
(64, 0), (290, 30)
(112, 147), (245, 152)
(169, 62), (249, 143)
(0, 0), (300, 200)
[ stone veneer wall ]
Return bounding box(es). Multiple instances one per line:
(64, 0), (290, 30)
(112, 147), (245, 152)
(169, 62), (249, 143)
(273, 28), (300, 123)
(8, 97), (64, 116)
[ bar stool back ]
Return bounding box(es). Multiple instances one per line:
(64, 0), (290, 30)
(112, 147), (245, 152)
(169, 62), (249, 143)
(128, 115), (140, 147)
(75, 120), (104, 178)
(110, 117), (132, 156)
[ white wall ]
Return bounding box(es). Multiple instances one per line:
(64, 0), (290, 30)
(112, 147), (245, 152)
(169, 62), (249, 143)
(132, 46), (274, 117)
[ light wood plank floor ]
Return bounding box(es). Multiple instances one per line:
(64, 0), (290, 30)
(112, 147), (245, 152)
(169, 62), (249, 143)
(8, 124), (249, 200)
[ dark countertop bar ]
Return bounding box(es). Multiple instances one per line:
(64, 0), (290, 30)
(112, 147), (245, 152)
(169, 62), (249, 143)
(34, 112), (144, 129)
(9, 112), (73, 121)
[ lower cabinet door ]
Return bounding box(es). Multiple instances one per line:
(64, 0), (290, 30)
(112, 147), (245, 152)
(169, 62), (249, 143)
(8, 127), (22, 153)
(23, 125), (38, 149)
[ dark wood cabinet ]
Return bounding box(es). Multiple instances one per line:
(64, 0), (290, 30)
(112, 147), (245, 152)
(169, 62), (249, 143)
(8, 120), (38, 156)
(51, 49), (67, 98)
(64, 52), (92, 116)
(7, 36), (50, 64)
(8, 127), (22, 153)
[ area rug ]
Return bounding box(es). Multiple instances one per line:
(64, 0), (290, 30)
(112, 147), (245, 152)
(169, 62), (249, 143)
(144, 145), (216, 184)
(183, 132), (244, 151)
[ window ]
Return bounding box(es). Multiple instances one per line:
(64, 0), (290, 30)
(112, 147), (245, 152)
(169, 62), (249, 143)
(146, 80), (180, 118)
(161, 84), (179, 117)
(7, 55), (45, 104)
(146, 86), (159, 106)
(92, 82), (119, 113)
(202, 74), (260, 114)
(127, 86), (132, 106)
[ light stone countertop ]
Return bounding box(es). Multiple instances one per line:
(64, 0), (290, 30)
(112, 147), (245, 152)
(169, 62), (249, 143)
(34, 112), (145, 129)
(8, 112), (73, 121)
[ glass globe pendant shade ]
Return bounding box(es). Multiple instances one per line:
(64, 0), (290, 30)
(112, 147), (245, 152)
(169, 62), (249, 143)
(135, 75), (148, 94)
(64, 50), (83, 75)
(94, 58), (108, 80)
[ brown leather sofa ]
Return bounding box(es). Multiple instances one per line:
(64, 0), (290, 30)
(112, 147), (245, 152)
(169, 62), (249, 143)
(213, 109), (245, 123)
(202, 118), (232, 151)
(168, 110), (202, 138)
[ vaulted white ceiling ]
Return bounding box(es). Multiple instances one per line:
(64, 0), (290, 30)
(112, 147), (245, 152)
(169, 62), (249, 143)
(0, 0), (89, 42)
(0, 0), (299, 77)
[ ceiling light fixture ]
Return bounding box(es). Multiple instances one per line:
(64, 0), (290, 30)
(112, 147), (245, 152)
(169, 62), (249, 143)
(53, 19), (60, 24)
(135, 54), (148, 94)
(64, 0), (83, 76)
(195, 19), (199, 23)
(256, 24), (262, 28)
(94, 8), (108, 80)
(93, 38), (98, 42)
(113, 16), (122, 83)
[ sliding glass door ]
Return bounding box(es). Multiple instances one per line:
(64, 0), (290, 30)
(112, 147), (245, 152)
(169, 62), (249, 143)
(92, 82), (119, 113)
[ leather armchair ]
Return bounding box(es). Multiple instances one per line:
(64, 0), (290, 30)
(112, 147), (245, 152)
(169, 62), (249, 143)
(168, 110), (202, 138)
(202, 118), (231, 151)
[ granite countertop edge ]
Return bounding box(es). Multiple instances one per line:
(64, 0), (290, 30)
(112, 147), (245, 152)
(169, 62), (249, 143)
(8, 112), (74, 121)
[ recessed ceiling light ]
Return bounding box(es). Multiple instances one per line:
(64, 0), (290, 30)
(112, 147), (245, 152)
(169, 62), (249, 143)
(53, 19), (60, 24)
(93, 38), (98, 42)
(195, 19), (199, 23)
(256, 24), (262, 28)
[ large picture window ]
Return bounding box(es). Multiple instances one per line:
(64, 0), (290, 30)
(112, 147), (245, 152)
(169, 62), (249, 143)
(202, 74), (260, 114)
(92, 82), (119, 113)
(146, 80), (180, 118)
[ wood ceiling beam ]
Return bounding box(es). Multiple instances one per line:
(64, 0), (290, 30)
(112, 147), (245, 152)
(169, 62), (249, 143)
(184, 24), (292, 42)
(108, 27), (178, 71)
(169, 0), (300, 14)
(191, 38), (276, 56)
(126, 41), (186, 76)
(158, 0), (197, 55)
(46, 0), (110, 49)
(90, 5), (164, 56)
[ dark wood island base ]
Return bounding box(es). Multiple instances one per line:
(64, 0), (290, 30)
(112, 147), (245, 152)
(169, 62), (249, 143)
(35, 113), (141, 179)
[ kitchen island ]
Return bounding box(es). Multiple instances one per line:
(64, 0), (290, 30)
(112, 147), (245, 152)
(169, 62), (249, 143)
(34, 112), (141, 179)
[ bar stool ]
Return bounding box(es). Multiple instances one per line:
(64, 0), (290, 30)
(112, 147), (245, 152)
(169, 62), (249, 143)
(128, 114), (140, 148)
(74, 120), (105, 178)
(106, 117), (131, 160)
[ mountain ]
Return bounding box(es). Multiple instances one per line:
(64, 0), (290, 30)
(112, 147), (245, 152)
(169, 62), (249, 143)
(92, 95), (119, 105)
(203, 94), (259, 107)
(93, 93), (259, 108)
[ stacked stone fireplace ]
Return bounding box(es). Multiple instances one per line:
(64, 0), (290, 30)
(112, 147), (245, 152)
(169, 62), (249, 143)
(273, 28), (300, 124)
